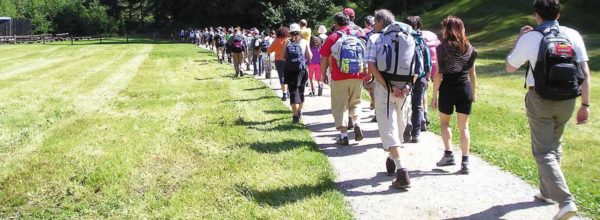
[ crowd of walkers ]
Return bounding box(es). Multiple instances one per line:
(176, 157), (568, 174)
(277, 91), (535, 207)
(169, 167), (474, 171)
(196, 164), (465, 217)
(194, 1), (590, 219)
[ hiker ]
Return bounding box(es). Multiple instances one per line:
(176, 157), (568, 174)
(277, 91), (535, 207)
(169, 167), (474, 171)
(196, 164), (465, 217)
(317, 25), (328, 44)
(226, 28), (246, 77)
(403, 16), (438, 142)
(430, 16), (477, 175)
(225, 28), (234, 63)
(320, 12), (366, 146)
(366, 9), (417, 189)
(505, 0), (590, 218)
(261, 30), (274, 78)
(343, 8), (366, 36)
(363, 15), (377, 122)
(251, 29), (264, 76)
(422, 21), (441, 132)
(215, 28), (227, 63)
(180, 29), (185, 42)
(283, 23), (313, 123)
(244, 29), (253, 71)
(268, 26), (291, 101)
(299, 19), (312, 42)
(308, 36), (323, 96)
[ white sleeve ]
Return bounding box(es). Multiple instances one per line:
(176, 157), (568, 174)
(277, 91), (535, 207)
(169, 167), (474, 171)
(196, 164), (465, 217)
(507, 34), (533, 69)
(568, 29), (589, 63)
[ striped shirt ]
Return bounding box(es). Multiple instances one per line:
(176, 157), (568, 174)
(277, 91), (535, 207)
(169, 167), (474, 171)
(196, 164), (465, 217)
(437, 44), (477, 81)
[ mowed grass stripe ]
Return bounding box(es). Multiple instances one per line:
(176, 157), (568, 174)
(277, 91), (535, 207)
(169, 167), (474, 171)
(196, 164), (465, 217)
(0, 45), (66, 63)
(0, 45), (146, 164)
(0, 41), (351, 218)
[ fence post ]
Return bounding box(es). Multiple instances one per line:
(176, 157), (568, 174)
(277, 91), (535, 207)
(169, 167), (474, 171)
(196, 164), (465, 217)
(71, 36), (73, 45)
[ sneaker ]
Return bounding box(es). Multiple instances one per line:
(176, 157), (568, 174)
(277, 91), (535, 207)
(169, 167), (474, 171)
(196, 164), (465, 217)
(348, 117), (354, 130)
(403, 124), (412, 142)
(553, 203), (577, 220)
(410, 136), (419, 143)
(391, 168), (411, 189)
(371, 116), (377, 123)
(354, 125), (363, 141)
(282, 93), (288, 101)
(386, 158), (395, 176)
(459, 162), (470, 174)
(318, 87), (323, 96)
(436, 155), (455, 166)
(336, 136), (349, 146)
(292, 116), (300, 124)
(534, 193), (556, 204)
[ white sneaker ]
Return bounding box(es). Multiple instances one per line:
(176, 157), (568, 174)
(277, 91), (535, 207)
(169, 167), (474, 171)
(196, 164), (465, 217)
(553, 203), (577, 220)
(534, 193), (556, 204)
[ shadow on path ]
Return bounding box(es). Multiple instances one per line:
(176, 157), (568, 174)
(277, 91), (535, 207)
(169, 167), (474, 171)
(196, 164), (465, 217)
(445, 201), (552, 220)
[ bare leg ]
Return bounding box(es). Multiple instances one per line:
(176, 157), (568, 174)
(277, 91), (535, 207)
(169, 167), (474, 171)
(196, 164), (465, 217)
(457, 113), (471, 156)
(440, 113), (452, 151)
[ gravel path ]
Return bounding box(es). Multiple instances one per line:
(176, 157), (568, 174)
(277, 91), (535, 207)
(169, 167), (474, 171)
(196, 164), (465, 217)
(246, 69), (578, 220)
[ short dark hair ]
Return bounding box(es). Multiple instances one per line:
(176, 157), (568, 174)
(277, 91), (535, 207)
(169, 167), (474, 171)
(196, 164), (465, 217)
(534, 0), (560, 21)
(334, 12), (350, 26)
(404, 16), (422, 30)
(276, 26), (289, 38)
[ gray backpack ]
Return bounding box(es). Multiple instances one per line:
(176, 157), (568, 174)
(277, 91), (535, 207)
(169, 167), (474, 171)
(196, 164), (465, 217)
(375, 22), (416, 82)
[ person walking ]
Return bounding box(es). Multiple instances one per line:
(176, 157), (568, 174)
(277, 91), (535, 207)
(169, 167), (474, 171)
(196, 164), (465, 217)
(366, 9), (414, 189)
(251, 29), (264, 76)
(227, 28), (247, 77)
(261, 31), (274, 78)
(283, 23), (313, 123)
(308, 36), (323, 96)
(317, 25), (328, 44)
(403, 15), (439, 142)
(320, 12), (365, 146)
(268, 27), (291, 101)
(430, 16), (478, 175)
(505, 0), (591, 219)
(299, 19), (312, 42)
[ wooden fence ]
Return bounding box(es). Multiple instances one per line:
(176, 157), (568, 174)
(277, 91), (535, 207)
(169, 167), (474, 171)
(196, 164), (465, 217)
(0, 33), (103, 44)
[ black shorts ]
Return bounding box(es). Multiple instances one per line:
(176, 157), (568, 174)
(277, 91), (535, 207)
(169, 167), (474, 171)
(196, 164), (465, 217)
(438, 80), (473, 115)
(285, 70), (308, 104)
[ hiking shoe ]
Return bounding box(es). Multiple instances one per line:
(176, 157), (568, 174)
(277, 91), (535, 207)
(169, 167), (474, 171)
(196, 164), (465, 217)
(354, 125), (363, 141)
(347, 117), (354, 130)
(386, 158), (395, 176)
(535, 193), (556, 204)
(318, 87), (323, 96)
(403, 124), (412, 142)
(292, 116), (300, 124)
(410, 136), (419, 143)
(421, 120), (428, 132)
(371, 116), (377, 123)
(282, 93), (288, 101)
(391, 168), (411, 189)
(459, 162), (470, 174)
(298, 111), (302, 120)
(553, 203), (577, 220)
(335, 136), (349, 146)
(436, 155), (455, 166)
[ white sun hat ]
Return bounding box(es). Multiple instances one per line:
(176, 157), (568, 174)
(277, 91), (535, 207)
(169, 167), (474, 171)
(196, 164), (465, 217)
(289, 23), (301, 33)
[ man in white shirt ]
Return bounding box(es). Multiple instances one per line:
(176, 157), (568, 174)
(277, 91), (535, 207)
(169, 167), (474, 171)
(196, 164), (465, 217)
(505, 0), (591, 219)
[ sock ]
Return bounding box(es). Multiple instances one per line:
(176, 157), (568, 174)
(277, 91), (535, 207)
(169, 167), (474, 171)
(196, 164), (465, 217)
(462, 156), (469, 163)
(444, 150), (453, 157)
(392, 157), (403, 170)
(340, 132), (348, 139)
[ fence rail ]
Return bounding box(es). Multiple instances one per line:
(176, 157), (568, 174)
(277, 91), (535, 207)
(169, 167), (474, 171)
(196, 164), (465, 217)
(0, 33), (103, 44)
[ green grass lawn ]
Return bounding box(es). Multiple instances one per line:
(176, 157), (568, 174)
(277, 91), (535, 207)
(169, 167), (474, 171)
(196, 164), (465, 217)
(0, 39), (352, 218)
(417, 1), (600, 217)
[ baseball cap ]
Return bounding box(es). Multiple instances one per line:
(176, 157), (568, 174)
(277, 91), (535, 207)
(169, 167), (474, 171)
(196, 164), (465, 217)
(343, 8), (355, 18)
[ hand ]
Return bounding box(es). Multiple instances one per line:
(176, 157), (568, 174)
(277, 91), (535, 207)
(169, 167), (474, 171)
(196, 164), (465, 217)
(323, 75), (329, 84)
(576, 106), (590, 124)
(391, 86), (403, 98)
(520, 26), (533, 35)
(431, 97), (438, 109)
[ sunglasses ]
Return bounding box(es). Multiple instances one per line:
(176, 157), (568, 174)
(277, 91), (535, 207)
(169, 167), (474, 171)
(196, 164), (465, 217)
(290, 32), (299, 36)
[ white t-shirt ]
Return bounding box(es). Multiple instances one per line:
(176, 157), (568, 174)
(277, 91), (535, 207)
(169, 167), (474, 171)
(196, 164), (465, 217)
(507, 26), (589, 87)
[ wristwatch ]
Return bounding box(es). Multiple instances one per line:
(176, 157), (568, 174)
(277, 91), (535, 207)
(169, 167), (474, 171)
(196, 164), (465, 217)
(582, 103), (590, 108)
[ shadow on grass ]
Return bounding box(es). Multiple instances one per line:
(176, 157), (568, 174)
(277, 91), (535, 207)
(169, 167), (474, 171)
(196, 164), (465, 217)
(243, 86), (269, 91)
(263, 110), (290, 115)
(236, 179), (337, 207)
(194, 77), (216, 81)
(249, 139), (317, 153)
(445, 201), (552, 220)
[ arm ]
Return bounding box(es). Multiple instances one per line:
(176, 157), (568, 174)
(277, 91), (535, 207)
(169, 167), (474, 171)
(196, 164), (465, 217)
(431, 67), (442, 108)
(506, 26), (533, 73)
(282, 41), (288, 60)
(320, 56), (329, 81)
(305, 45), (313, 61)
(468, 66), (477, 102)
(577, 61), (591, 124)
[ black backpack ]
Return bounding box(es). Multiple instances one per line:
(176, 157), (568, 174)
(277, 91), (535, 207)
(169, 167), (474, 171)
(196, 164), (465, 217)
(528, 26), (585, 100)
(285, 42), (307, 72)
(231, 35), (244, 53)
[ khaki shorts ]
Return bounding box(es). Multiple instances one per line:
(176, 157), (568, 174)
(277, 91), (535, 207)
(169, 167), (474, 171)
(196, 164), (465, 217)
(330, 79), (363, 129)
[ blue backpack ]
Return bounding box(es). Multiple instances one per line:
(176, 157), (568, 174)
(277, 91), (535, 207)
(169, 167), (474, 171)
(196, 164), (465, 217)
(332, 30), (366, 75)
(412, 31), (432, 79)
(285, 42), (306, 72)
